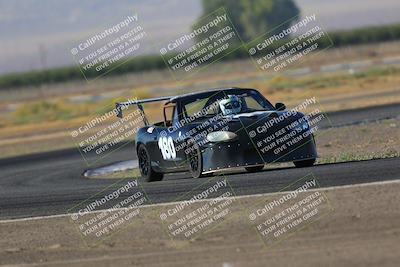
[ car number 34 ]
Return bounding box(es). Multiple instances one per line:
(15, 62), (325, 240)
(158, 136), (177, 160)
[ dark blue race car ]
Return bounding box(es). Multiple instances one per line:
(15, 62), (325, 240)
(116, 88), (317, 181)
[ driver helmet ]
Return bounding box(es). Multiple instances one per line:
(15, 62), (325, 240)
(219, 95), (242, 115)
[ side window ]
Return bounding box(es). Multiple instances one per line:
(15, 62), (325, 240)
(244, 96), (260, 109)
(204, 100), (220, 115)
(184, 98), (208, 117)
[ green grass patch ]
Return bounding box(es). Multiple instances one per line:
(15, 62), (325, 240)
(11, 99), (95, 124)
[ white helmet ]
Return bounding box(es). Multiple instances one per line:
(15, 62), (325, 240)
(219, 95), (242, 115)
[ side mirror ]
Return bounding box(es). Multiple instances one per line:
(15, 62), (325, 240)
(275, 102), (286, 111)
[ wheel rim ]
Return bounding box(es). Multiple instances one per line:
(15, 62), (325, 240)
(188, 146), (199, 173)
(139, 148), (149, 175)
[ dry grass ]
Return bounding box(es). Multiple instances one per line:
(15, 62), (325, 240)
(1, 68), (399, 159)
(1, 40), (400, 158)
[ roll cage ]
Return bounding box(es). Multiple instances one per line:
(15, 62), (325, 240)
(115, 96), (174, 127)
(115, 88), (275, 127)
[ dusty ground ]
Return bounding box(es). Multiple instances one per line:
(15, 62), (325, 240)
(315, 118), (400, 163)
(1, 180), (399, 267)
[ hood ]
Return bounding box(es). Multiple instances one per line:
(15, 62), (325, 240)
(225, 110), (304, 131)
(183, 110), (304, 137)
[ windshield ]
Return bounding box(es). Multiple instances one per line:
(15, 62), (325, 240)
(182, 90), (274, 119)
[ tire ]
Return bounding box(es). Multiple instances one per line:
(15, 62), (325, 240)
(138, 144), (163, 182)
(245, 165), (264, 172)
(293, 158), (316, 168)
(186, 140), (203, 178)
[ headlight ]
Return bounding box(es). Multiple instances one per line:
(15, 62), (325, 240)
(296, 118), (309, 132)
(301, 120), (309, 130)
(206, 131), (237, 142)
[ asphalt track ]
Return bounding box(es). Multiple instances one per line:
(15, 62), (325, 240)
(0, 103), (399, 220)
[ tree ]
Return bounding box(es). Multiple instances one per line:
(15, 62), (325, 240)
(194, 0), (300, 42)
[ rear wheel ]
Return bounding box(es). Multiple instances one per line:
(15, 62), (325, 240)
(245, 165), (264, 172)
(138, 144), (163, 182)
(187, 140), (203, 178)
(293, 158), (316, 168)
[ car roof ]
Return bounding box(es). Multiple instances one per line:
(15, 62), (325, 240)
(166, 87), (256, 104)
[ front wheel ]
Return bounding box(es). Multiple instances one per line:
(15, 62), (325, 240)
(293, 158), (316, 168)
(138, 144), (163, 182)
(187, 140), (203, 178)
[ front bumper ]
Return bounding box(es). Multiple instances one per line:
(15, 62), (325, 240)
(201, 133), (317, 173)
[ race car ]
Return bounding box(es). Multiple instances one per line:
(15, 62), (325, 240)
(116, 87), (317, 181)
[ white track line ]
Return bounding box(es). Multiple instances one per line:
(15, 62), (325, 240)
(1, 179), (399, 223)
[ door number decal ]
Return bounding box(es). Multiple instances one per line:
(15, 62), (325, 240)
(158, 136), (177, 160)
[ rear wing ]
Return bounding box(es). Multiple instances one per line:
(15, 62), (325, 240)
(115, 96), (174, 125)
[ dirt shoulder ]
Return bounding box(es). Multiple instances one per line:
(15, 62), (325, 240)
(1, 180), (399, 267)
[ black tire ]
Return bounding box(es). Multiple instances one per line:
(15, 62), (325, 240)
(138, 144), (163, 182)
(245, 165), (264, 172)
(186, 140), (203, 178)
(293, 158), (316, 168)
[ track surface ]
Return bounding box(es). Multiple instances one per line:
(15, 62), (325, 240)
(0, 103), (399, 220)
